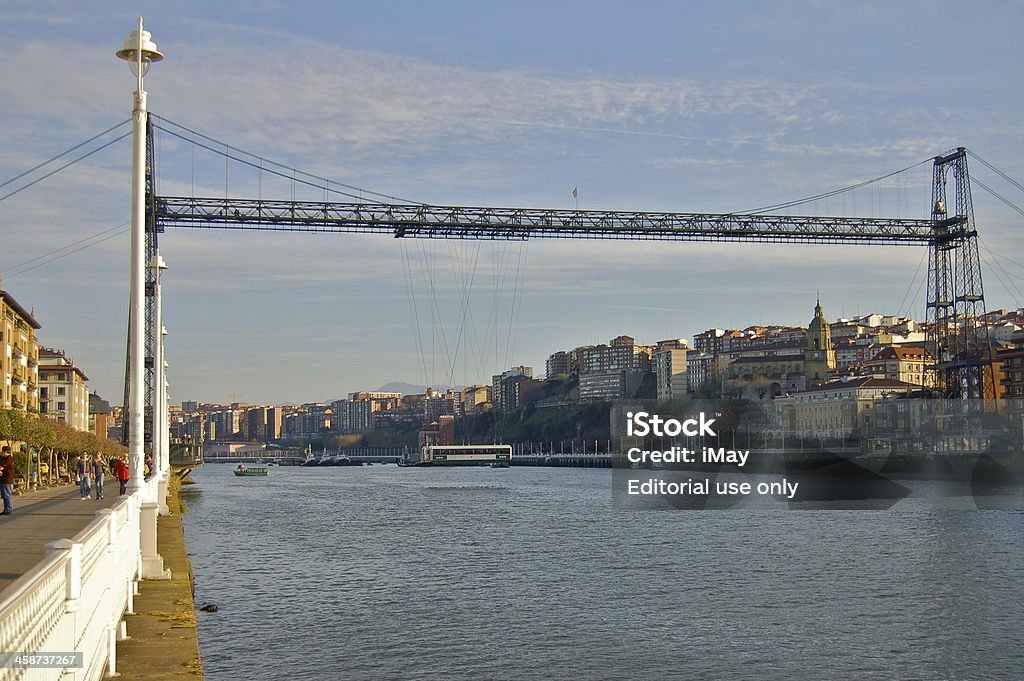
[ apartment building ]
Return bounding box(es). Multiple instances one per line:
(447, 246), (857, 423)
(38, 348), (90, 431)
(0, 285), (41, 412)
(653, 340), (688, 401)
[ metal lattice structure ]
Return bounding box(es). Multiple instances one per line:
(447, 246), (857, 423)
(151, 147), (993, 398)
(122, 118), (160, 446)
(153, 197), (936, 245)
(926, 148), (994, 398)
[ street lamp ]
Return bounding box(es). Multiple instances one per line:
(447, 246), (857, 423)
(116, 18), (162, 494)
(116, 20), (171, 580)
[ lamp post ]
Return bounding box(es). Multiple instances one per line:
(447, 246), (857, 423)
(116, 18), (162, 494)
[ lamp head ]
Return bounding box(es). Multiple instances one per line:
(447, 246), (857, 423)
(116, 26), (164, 77)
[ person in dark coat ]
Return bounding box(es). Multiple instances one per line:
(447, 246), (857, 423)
(76, 452), (91, 499)
(0, 446), (15, 515)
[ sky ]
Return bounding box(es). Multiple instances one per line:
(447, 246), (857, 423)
(1, 1), (1023, 406)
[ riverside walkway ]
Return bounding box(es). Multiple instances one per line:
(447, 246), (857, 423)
(0, 484), (119, 592)
(0, 483), (203, 679)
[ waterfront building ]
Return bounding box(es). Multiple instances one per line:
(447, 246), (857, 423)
(243, 406), (269, 441)
(331, 399), (374, 432)
(283, 403), (332, 437)
(685, 352), (716, 394)
(693, 328), (728, 357)
(267, 406), (284, 440)
(209, 409), (241, 440)
(491, 367), (544, 411)
(721, 301), (836, 399)
(0, 283), (41, 412)
(833, 339), (880, 371)
(89, 392), (114, 439)
(423, 388), (463, 421)
(180, 414), (208, 442)
(38, 348), (90, 431)
(418, 414), (455, 448)
(578, 370), (644, 401)
(653, 340), (688, 401)
(546, 350), (573, 378)
(578, 336), (651, 375)
(572, 335), (653, 401)
(998, 343), (1024, 399)
(205, 441), (267, 460)
(349, 392), (403, 412)
(461, 385), (491, 414)
(774, 376), (917, 440)
(862, 346), (935, 387)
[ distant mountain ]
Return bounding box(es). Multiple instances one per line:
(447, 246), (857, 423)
(376, 381), (428, 395)
(375, 381), (463, 395)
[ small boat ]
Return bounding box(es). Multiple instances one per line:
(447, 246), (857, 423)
(234, 464), (268, 477)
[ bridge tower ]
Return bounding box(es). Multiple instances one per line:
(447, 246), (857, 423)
(926, 147), (995, 399)
(122, 118), (161, 448)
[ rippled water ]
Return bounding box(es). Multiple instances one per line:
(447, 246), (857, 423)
(182, 464), (1024, 680)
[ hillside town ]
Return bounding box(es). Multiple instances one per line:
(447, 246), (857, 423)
(7, 274), (1023, 452)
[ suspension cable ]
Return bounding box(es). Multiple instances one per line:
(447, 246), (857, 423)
(0, 131), (131, 203)
(3, 223), (129, 279)
(967, 150), (1024, 195)
(738, 158), (931, 215)
(151, 115), (425, 206)
(0, 120), (129, 190)
(971, 176), (1024, 219)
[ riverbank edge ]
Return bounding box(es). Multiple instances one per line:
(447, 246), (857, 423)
(116, 479), (204, 679)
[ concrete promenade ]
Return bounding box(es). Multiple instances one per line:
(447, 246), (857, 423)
(0, 482), (204, 679)
(0, 483), (119, 592)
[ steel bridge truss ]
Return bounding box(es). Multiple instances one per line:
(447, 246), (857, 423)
(153, 197), (937, 245)
(150, 146), (993, 399)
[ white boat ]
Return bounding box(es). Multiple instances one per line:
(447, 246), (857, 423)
(413, 444), (513, 466)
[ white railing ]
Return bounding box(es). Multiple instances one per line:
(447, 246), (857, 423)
(0, 493), (142, 681)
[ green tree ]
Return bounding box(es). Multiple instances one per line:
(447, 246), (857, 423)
(0, 409), (127, 487)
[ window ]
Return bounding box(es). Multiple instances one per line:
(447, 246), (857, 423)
(57, 387), (66, 396)
(57, 401), (65, 411)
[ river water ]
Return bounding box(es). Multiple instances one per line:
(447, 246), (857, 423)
(181, 464), (1024, 680)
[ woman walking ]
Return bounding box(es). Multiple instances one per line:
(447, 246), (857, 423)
(92, 452), (105, 500)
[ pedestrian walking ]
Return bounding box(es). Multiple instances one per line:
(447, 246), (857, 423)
(112, 453), (130, 495)
(76, 452), (91, 499)
(1, 446), (15, 515)
(92, 452), (105, 500)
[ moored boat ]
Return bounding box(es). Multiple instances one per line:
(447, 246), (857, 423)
(412, 444), (513, 466)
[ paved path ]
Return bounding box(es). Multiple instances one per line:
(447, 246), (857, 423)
(0, 483), (121, 592)
(0, 480), (205, 679)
